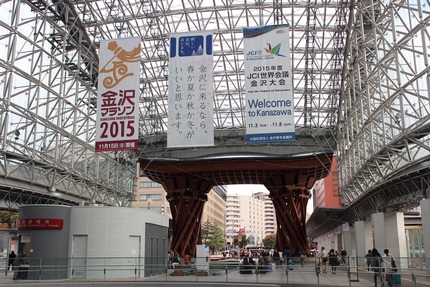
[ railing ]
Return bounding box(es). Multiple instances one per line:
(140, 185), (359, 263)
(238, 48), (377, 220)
(0, 256), (429, 286)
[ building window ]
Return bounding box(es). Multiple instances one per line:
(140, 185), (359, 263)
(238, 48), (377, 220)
(139, 194), (162, 201)
(139, 181), (162, 188)
(140, 181), (152, 188)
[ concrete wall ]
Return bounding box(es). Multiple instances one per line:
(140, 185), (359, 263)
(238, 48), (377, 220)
(17, 205), (169, 280)
(144, 223), (169, 277)
(69, 206), (169, 279)
(18, 205), (71, 280)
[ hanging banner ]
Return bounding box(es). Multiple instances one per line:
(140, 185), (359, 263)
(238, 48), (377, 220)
(96, 37), (141, 152)
(244, 25), (295, 144)
(168, 31), (214, 147)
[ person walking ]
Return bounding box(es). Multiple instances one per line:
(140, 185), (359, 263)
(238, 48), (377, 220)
(272, 249), (280, 268)
(8, 250), (16, 271)
(382, 249), (394, 286)
(340, 247), (347, 265)
(328, 248), (340, 274)
(283, 246), (291, 264)
(365, 249), (373, 271)
(320, 247), (328, 274)
(12, 252), (26, 280)
(300, 249), (306, 267)
(371, 248), (384, 287)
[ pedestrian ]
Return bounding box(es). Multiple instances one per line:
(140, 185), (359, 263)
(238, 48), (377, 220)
(340, 247), (347, 265)
(272, 249), (280, 268)
(8, 250), (16, 271)
(382, 249), (394, 286)
(283, 246), (291, 264)
(371, 248), (384, 287)
(365, 249), (373, 271)
(12, 252), (25, 280)
(320, 247), (328, 274)
(328, 248), (340, 274)
(300, 249), (306, 267)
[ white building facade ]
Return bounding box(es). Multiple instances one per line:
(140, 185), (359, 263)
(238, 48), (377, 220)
(225, 189), (276, 248)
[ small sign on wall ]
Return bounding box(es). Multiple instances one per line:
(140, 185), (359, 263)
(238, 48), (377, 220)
(17, 219), (64, 229)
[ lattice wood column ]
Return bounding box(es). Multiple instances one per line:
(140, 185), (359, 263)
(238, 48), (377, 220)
(164, 176), (213, 257)
(266, 185), (311, 256)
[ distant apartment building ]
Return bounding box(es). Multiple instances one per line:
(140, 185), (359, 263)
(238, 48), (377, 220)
(252, 192), (276, 235)
(313, 156), (342, 208)
(201, 186), (227, 230)
(133, 163), (227, 233)
(225, 189), (276, 247)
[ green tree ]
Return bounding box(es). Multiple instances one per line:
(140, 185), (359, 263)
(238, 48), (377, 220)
(207, 223), (226, 252)
(201, 221), (213, 245)
(0, 211), (18, 229)
(262, 233), (276, 249)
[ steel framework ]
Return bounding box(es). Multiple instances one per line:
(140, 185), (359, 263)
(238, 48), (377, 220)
(338, 0), (430, 214)
(0, 0), (344, 208)
(0, 0), (429, 242)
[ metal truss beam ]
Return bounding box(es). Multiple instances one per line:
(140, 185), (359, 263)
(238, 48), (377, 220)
(338, 0), (430, 214)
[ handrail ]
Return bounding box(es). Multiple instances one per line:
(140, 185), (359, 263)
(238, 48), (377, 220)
(0, 256), (428, 285)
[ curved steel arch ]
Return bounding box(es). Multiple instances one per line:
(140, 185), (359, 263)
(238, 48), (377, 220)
(338, 0), (430, 210)
(0, 0), (428, 247)
(0, 0), (342, 209)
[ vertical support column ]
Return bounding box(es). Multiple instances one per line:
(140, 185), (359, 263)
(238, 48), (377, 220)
(343, 230), (354, 256)
(371, 212), (386, 252)
(420, 198), (430, 275)
(164, 176), (213, 257)
(385, 212), (407, 259)
(354, 221), (366, 258)
(364, 221), (373, 253)
(268, 187), (311, 255)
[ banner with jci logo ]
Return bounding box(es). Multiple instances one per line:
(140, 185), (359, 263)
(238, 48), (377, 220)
(244, 25), (295, 144)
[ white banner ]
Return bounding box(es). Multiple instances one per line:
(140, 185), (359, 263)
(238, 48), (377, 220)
(96, 37), (141, 152)
(168, 31), (214, 147)
(244, 25), (295, 144)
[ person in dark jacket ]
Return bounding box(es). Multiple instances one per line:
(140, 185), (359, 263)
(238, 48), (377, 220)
(371, 248), (384, 287)
(12, 253), (26, 280)
(8, 251), (16, 271)
(328, 249), (340, 274)
(365, 249), (373, 271)
(283, 246), (291, 264)
(272, 249), (280, 267)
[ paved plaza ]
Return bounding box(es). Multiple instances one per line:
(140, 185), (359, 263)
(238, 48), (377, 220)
(0, 264), (396, 287)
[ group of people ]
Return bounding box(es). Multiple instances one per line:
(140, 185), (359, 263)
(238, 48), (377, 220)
(318, 246), (397, 287)
(281, 247), (307, 268)
(319, 246), (347, 274)
(367, 248), (397, 287)
(236, 247), (308, 270)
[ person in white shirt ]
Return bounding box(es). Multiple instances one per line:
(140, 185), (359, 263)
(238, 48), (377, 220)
(382, 249), (394, 286)
(319, 247), (328, 274)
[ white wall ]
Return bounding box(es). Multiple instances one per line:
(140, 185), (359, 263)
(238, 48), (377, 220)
(69, 206), (169, 279)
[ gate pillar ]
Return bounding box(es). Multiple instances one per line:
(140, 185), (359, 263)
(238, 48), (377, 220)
(265, 182), (311, 256)
(163, 176), (213, 257)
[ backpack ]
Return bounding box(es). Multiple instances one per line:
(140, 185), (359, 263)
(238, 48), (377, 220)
(391, 257), (398, 273)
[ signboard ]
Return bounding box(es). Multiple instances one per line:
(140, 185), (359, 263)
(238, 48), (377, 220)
(243, 25), (295, 143)
(17, 218), (64, 229)
(96, 37), (141, 152)
(168, 31), (214, 147)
